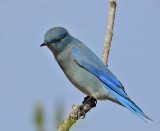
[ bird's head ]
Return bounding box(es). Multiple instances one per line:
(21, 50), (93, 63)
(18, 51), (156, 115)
(40, 27), (71, 54)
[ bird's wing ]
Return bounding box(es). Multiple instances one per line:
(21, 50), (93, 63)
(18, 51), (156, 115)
(71, 46), (152, 121)
(72, 46), (128, 98)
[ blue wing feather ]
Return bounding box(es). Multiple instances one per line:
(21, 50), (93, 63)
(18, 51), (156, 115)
(71, 46), (152, 121)
(72, 47), (128, 98)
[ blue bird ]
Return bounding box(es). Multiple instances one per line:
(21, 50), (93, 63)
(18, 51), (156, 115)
(40, 27), (152, 122)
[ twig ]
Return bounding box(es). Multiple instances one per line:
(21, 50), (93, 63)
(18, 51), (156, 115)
(57, 0), (117, 130)
(101, 0), (116, 66)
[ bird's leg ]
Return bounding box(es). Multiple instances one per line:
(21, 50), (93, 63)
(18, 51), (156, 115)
(82, 96), (97, 105)
(82, 96), (92, 104)
(80, 96), (97, 119)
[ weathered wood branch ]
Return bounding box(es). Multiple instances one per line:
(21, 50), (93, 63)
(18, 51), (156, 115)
(57, 97), (97, 131)
(101, 0), (116, 66)
(57, 0), (117, 130)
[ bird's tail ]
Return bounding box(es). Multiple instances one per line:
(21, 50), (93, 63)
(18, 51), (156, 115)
(104, 84), (152, 122)
(117, 95), (152, 122)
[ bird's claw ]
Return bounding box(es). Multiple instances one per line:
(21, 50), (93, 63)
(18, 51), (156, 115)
(81, 112), (86, 119)
(79, 105), (86, 119)
(79, 96), (97, 119)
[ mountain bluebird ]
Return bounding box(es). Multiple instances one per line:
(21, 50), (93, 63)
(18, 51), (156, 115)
(40, 27), (152, 121)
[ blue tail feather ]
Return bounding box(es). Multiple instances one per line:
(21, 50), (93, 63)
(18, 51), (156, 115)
(103, 84), (152, 122)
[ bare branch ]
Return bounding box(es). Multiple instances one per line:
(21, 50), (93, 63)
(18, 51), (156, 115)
(57, 98), (96, 131)
(57, 0), (117, 130)
(101, 0), (116, 66)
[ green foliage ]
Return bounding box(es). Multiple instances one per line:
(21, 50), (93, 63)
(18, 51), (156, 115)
(33, 101), (66, 131)
(34, 104), (45, 131)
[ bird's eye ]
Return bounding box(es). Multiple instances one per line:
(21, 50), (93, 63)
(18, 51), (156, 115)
(51, 38), (62, 43)
(56, 37), (63, 43)
(54, 33), (67, 43)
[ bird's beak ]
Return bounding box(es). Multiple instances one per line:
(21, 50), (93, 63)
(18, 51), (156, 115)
(40, 42), (50, 47)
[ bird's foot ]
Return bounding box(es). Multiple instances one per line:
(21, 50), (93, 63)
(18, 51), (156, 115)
(79, 96), (97, 119)
(79, 105), (87, 119)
